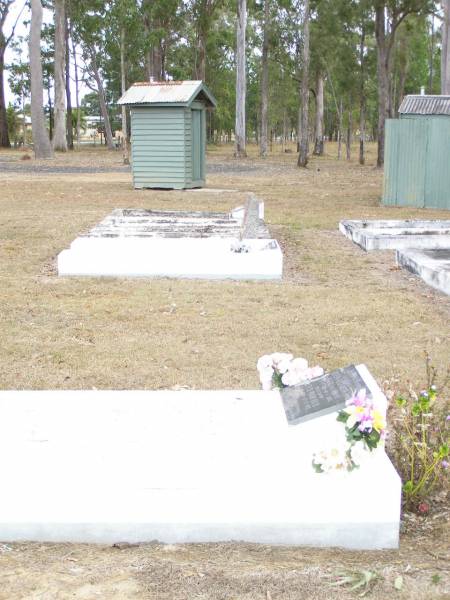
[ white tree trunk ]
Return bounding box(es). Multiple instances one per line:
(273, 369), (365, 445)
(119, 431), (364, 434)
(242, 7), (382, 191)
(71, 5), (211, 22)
(72, 34), (81, 148)
(89, 47), (115, 150)
(235, 0), (247, 158)
(53, 0), (67, 151)
(259, 0), (269, 158)
(29, 0), (53, 159)
(120, 27), (129, 164)
(442, 0), (450, 94)
(297, 0), (310, 168)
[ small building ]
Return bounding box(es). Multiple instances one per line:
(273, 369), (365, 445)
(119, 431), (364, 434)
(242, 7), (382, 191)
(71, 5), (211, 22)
(118, 80), (216, 190)
(383, 95), (450, 210)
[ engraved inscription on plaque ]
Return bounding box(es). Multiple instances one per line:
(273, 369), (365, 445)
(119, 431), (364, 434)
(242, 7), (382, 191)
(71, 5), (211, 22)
(280, 365), (372, 425)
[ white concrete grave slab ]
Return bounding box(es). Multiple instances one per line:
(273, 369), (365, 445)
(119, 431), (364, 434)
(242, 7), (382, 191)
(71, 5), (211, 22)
(396, 248), (450, 295)
(0, 365), (401, 549)
(340, 219), (450, 251)
(57, 198), (282, 280)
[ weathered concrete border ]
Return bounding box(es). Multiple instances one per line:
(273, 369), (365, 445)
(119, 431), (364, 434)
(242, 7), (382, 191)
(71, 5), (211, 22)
(57, 199), (282, 279)
(340, 219), (450, 251)
(396, 248), (450, 295)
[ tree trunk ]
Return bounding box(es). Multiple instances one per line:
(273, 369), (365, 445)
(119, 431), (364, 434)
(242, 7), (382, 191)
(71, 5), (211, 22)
(53, 0), (67, 151)
(346, 107), (352, 161)
(375, 5), (389, 168)
(65, 15), (73, 150)
(235, 0), (246, 158)
(359, 25), (365, 165)
(89, 47), (114, 150)
(442, 0), (450, 94)
(297, 0), (310, 168)
(259, 0), (269, 158)
(47, 83), (53, 140)
(30, 0), (53, 159)
(337, 98), (343, 160)
(195, 28), (206, 81)
(71, 32), (81, 148)
(0, 46), (10, 147)
(313, 71), (324, 155)
(120, 26), (129, 165)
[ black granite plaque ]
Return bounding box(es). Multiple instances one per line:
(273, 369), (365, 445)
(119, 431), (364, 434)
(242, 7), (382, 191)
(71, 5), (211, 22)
(280, 365), (372, 425)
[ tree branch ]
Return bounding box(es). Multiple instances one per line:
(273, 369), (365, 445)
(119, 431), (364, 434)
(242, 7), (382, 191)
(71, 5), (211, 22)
(5, 0), (27, 47)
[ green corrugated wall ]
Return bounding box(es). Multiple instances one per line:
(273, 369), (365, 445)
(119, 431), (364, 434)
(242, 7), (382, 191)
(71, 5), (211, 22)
(130, 105), (205, 189)
(383, 116), (450, 209)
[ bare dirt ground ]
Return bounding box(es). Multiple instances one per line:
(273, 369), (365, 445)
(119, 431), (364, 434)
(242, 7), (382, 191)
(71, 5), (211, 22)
(0, 143), (449, 599)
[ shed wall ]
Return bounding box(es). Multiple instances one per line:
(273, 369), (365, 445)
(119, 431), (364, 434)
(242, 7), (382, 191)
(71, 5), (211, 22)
(131, 107), (187, 189)
(383, 116), (450, 209)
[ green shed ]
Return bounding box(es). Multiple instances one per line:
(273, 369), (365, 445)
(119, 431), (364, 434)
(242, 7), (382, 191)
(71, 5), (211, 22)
(118, 80), (216, 190)
(383, 95), (450, 210)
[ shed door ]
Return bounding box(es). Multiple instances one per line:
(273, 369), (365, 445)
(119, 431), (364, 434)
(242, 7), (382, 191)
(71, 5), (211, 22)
(191, 109), (203, 182)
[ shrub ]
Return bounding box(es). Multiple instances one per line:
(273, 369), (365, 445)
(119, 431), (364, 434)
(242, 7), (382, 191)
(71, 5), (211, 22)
(388, 355), (449, 512)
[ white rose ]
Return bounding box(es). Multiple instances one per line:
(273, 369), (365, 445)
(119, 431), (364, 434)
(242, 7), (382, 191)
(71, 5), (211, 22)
(308, 365), (324, 379)
(270, 353), (294, 366)
(257, 355), (274, 372)
(277, 358), (293, 374)
(291, 357), (309, 370)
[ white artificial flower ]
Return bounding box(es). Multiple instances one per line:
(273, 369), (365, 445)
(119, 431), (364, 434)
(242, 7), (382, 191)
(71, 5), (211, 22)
(277, 357), (293, 374)
(350, 441), (367, 466)
(257, 355), (274, 372)
(270, 353), (294, 366)
(281, 368), (304, 386)
(290, 357), (308, 370)
(258, 366), (274, 384)
(308, 365), (324, 379)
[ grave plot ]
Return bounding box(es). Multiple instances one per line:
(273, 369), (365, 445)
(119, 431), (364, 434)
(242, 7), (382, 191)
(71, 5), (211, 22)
(0, 365), (401, 550)
(339, 219), (450, 251)
(57, 198), (283, 280)
(396, 248), (450, 296)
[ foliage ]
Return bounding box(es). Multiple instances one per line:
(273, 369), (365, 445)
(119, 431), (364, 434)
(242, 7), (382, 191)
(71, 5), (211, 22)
(328, 568), (380, 596)
(389, 354), (450, 511)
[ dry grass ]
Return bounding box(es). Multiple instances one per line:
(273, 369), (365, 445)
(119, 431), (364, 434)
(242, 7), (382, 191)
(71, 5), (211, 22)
(0, 142), (449, 599)
(0, 142), (448, 391)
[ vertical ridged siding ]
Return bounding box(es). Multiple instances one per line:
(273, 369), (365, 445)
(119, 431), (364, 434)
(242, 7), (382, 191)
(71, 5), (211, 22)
(383, 116), (450, 209)
(131, 107), (187, 189)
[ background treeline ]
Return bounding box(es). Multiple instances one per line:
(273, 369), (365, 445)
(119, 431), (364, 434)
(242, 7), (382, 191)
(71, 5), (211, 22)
(0, 0), (449, 166)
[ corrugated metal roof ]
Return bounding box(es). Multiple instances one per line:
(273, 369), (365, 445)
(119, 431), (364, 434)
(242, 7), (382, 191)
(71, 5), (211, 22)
(117, 80), (216, 107)
(399, 95), (450, 116)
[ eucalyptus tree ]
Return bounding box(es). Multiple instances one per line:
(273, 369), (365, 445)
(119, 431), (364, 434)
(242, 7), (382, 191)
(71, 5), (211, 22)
(0, 0), (25, 147)
(72, 0), (114, 149)
(235, 0), (246, 157)
(297, 0), (310, 167)
(373, 0), (432, 167)
(53, 0), (67, 150)
(443, 0), (450, 93)
(259, 0), (270, 157)
(29, 0), (53, 158)
(189, 0), (224, 81)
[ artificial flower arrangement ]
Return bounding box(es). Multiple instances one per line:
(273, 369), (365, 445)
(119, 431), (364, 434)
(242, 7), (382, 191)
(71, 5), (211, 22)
(257, 353), (387, 474)
(312, 388), (387, 473)
(257, 352), (324, 390)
